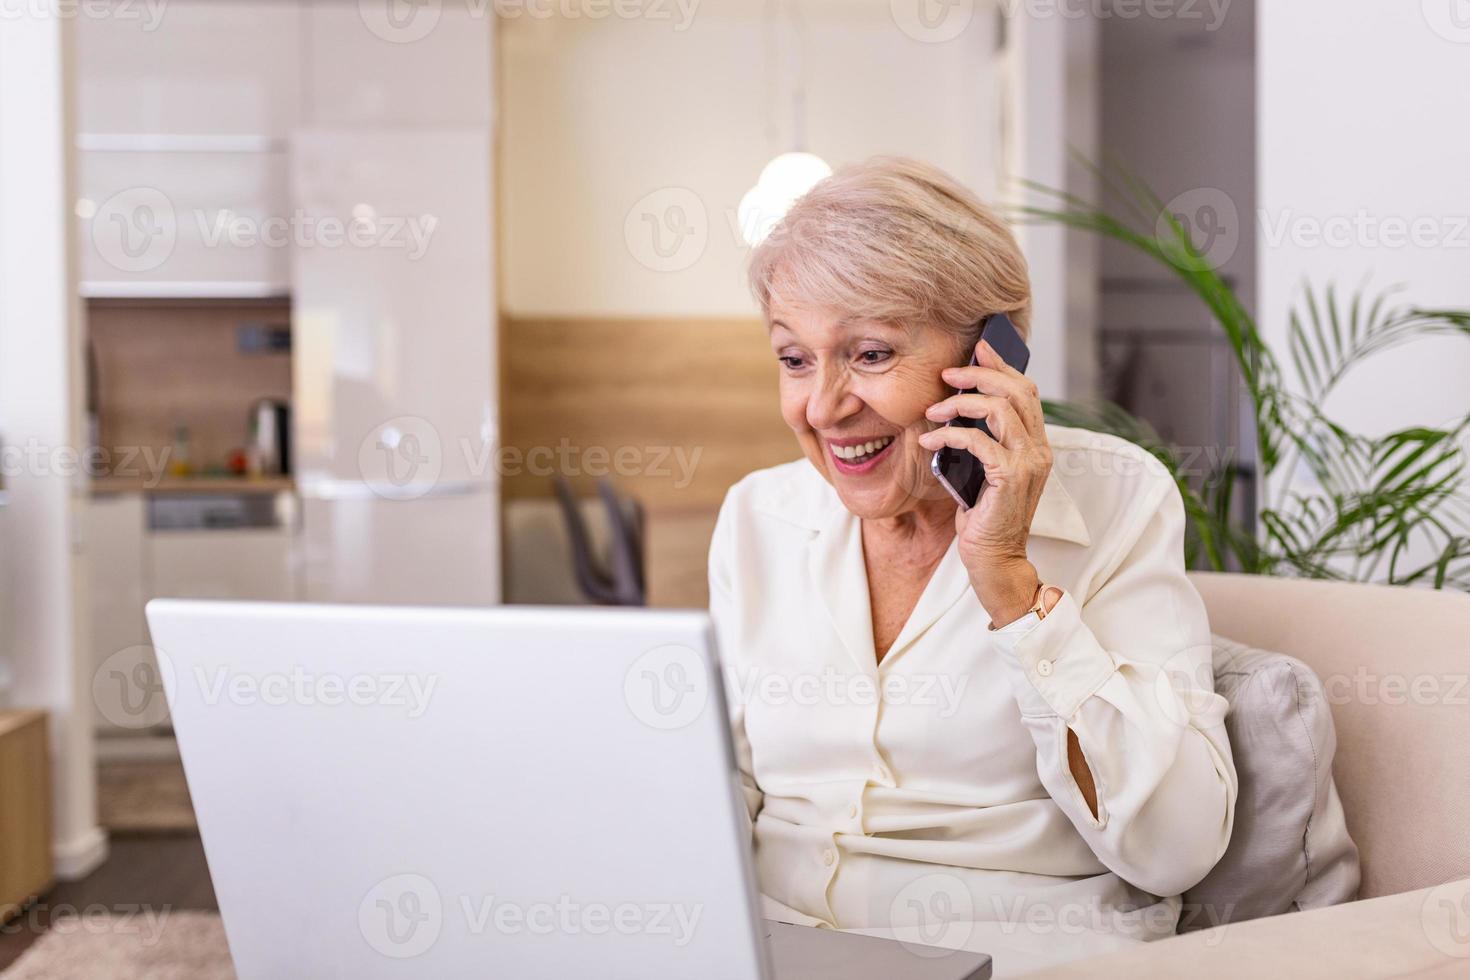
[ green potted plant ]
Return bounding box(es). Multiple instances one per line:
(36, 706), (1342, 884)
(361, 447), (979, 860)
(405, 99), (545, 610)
(1024, 163), (1470, 588)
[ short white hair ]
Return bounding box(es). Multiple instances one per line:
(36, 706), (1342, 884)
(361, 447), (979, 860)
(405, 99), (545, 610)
(747, 156), (1032, 344)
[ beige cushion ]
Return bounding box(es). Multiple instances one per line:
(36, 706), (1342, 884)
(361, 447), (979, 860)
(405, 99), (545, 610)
(1031, 875), (1470, 978)
(1188, 572), (1470, 899)
(1180, 636), (1359, 929)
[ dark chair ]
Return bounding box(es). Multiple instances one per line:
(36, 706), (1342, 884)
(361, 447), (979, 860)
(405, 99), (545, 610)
(551, 476), (646, 606)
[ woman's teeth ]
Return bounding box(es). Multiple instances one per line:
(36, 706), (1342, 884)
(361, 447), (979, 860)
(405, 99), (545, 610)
(832, 436), (894, 463)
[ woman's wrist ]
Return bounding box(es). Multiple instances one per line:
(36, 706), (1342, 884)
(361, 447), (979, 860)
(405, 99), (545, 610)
(972, 559), (1042, 628)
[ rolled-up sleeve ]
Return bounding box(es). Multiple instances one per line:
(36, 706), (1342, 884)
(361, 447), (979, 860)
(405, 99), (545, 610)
(990, 475), (1237, 898)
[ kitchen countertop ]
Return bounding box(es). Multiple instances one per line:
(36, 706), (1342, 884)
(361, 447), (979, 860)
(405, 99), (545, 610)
(91, 476), (295, 496)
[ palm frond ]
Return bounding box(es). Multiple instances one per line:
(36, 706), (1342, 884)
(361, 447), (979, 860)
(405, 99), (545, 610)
(1014, 166), (1288, 473)
(1042, 398), (1241, 571)
(1284, 284), (1470, 404)
(1029, 157), (1470, 590)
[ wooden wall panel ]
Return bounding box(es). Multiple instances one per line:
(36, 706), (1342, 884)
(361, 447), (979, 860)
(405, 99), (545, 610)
(643, 506), (722, 609)
(501, 317), (798, 509)
(88, 298), (292, 475)
(501, 316), (801, 608)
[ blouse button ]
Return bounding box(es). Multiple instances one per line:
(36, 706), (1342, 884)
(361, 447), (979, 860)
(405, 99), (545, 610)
(823, 849), (836, 867)
(847, 803), (859, 819)
(1035, 659), (1054, 678)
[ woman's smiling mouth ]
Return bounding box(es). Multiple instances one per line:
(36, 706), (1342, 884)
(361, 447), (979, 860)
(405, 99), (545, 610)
(828, 435), (897, 474)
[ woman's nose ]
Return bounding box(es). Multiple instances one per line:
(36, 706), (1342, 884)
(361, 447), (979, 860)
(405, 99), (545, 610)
(806, 368), (859, 430)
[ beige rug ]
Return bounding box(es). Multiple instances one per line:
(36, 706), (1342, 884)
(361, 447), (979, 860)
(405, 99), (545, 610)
(0, 911), (233, 980)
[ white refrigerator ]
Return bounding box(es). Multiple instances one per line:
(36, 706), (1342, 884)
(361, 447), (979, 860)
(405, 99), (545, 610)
(291, 128), (499, 606)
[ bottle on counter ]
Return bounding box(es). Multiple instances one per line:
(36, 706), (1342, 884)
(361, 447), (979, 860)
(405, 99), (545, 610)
(168, 424), (193, 478)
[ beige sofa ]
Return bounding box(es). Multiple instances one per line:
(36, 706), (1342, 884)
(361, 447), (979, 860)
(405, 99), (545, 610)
(1036, 572), (1470, 977)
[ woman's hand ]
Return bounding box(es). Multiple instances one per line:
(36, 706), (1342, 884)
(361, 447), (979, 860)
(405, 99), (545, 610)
(918, 338), (1052, 627)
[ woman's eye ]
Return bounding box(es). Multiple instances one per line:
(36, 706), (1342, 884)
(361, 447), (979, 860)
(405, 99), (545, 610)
(778, 355), (806, 370)
(858, 349), (891, 365)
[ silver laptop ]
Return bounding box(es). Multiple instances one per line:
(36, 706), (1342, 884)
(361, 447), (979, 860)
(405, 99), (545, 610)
(146, 600), (991, 980)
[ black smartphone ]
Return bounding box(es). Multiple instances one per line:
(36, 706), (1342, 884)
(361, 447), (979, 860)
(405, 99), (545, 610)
(929, 312), (1031, 510)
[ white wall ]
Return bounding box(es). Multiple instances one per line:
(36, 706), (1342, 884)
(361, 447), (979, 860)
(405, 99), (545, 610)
(1005, 7), (1100, 398)
(1258, 3), (1470, 443)
(0, 16), (108, 879)
(500, 0), (1100, 398)
(499, 2), (1003, 305)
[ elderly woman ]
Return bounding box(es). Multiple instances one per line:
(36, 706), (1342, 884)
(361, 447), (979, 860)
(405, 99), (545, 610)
(708, 157), (1237, 973)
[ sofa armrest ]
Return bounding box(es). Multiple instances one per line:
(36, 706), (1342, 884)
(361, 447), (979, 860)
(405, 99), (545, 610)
(1030, 878), (1470, 979)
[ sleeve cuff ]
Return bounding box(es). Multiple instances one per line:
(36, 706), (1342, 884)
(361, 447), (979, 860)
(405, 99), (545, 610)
(989, 590), (1117, 719)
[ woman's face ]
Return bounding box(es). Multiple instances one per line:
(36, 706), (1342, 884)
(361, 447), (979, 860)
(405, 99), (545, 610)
(769, 298), (961, 521)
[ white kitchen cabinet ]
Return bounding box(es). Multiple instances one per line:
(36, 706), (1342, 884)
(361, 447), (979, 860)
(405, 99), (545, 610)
(303, 3), (493, 127)
(291, 128), (496, 487)
(73, 0), (494, 299)
(88, 491), (300, 735)
(77, 148), (290, 298)
(75, 0), (301, 137)
(298, 493), (498, 606)
(74, 0), (298, 298)
(144, 489), (299, 601)
(86, 494), (155, 734)
(292, 127), (500, 605)
(147, 528), (298, 602)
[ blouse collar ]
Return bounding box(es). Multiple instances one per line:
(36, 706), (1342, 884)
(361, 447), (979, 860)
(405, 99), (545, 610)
(752, 459), (1092, 671)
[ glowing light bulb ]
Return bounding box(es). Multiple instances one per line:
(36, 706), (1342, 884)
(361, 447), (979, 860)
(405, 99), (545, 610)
(738, 151), (832, 246)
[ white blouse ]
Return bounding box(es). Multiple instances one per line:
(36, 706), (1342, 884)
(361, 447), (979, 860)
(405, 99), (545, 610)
(708, 425), (1237, 974)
